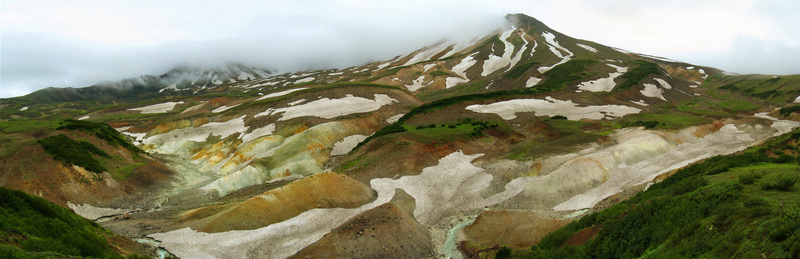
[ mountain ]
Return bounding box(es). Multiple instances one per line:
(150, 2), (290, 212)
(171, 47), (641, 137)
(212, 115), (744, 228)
(2, 13), (800, 258)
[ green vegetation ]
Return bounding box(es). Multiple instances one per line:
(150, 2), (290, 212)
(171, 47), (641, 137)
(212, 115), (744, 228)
(503, 61), (539, 79)
(408, 118), (500, 141)
(617, 113), (711, 130)
(780, 105), (800, 117)
(715, 99), (761, 113)
(513, 130), (800, 258)
(354, 59), (598, 152)
(715, 75), (800, 104)
(429, 71), (452, 77)
(0, 187), (129, 258)
(0, 120), (62, 134)
(58, 120), (141, 152)
(616, 60), (661, 91)
(38, 134), (107, 173)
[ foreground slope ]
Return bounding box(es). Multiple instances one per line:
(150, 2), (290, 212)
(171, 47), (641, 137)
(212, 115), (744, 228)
(514, 126), (800, 258)
(2, 13), (800, 258)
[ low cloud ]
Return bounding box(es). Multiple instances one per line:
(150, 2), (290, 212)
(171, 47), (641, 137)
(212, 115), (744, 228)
(2, 0), (798, 98)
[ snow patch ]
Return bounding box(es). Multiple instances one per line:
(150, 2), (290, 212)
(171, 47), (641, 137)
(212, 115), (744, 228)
(630, 100), (649, 106)
(653, 78), (672, 89)
(78, 115), (90, 120)
(482, 27), (517, 76)
(640, 83), (666, 101)
(19, 106), (28, 111)
(465, 97), (641, 120)
(287, 99), (306, 106)
(144, 116), (248, 148)
(128, 101), (184, 114)
(576, 43), (597, 53)
(331, 135), (368, 156)
(212, 104), (239, 113)
(256, 94), (398, 121)
(576, 64), (628, 92)
(525, 77), (541, 88)
(241, 124), (276, 143)
(256, 88), (306, 101)
(538, 32), (574, 73)
(295, 77), (314, 84)
(445, 77), (469, 89)
(67, 202), (130, 220)
(405, 76), (430, 92)
(423, 64), (436, 72)
(386, 114), (404, 124)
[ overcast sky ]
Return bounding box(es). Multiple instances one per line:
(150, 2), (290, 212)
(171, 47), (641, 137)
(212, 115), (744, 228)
(2, 0), (799, 98)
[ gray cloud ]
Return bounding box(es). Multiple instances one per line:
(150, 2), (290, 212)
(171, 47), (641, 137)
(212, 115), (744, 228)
(2, 0), (799, 98)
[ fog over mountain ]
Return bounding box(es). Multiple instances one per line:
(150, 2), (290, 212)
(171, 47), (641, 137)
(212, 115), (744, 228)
(2, 0), (798, 98)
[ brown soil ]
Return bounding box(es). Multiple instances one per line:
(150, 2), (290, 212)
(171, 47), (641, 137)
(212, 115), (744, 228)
(195, 172), (377, 233)
(463, 210), (572, 249)
(290, 190), (435, 259)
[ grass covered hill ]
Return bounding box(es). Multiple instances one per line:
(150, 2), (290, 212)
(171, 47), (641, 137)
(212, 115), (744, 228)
(505, 130), (800, 258)
(0, 187), (147, 258)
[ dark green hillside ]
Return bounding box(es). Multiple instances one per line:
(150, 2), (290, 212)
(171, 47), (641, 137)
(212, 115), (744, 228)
(511, 130), (800, 258)
(0, 187), (143, 258)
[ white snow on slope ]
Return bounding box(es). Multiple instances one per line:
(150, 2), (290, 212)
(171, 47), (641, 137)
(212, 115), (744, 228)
(295, 77), (314, 84)
(151, 151), (533, 259)
(386, 114), (404, 124)
(553, 116), (800, 211)
(256, 94), (398, 121)
(576, 43), (597, 53)
(505, 32), (530, 72)
(405, 75), (430, 92)
(452, 53), (477, 78)
(465, 97), (641, 120)
(256, 88), (306, 101)
(144, 116), (248, 149)
(403, 41), (451, 66)
(630, 100), (649, 106)
(241, 124), (276, 144)
(423, 64), (436, 72)
(482, 27), (517, 76)
(67, 202), (130, 220)
(526, 77), (541, 88)
(577, 64), (628, 92)
(654, 78), (672, 89)
(446, 77), (469, 89)
(446, 53), (479, 88)
(19, 106), (28, 111)
(640, 83), (666, 101)
(331, 135), (368, 156)
(128, 101), (184, 114)
(212, 104), (240, 113)
(538, 32), (574, 73)
(78, 115), (90, 120)
(238, 72), (255, 80)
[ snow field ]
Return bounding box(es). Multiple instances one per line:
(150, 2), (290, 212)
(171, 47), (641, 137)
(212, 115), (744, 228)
(481, 27), (517, 76)
(256, 94), (398, 121)
(465, 97), (641, 120)
(576, 64), (628, 92)
(256, 88), (307, 101)
(538, 32), (574, 73)
(128, 101), (184, 114)
(576, 43), (597, 53)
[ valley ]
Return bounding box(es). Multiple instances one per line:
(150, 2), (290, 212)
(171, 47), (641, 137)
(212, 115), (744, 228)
(2, 13), (800, 258)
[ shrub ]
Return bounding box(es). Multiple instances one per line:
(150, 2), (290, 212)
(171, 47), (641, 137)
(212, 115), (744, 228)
(37, 134), (107, 173)
(551, 115), (567, 120)
(739, 171), (762, 185)
(760, 173), (798, 191)
(496, 246), (512, 259)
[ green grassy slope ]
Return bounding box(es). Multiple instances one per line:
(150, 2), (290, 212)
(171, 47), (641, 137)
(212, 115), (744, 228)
(0, 187), (145, 258)
(506, 130), (800, 258)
